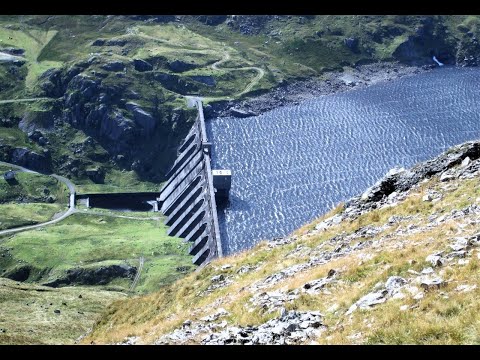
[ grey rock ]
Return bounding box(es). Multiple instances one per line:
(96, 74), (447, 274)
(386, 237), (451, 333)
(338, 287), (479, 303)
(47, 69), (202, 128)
(426, 253), (444, 267)
(355, 290), (388, 309)
(125, 102), (156, 131)
(450, 237), (468, 251)
(440, 172), (455, 182)
(385, 276), (407, 296)
(211, 274), (225, 283)
(420, 276), (446, 291)
(10, 148), (51, 173)
(230, 107), (257, 118)
(461, 156), (471, 168)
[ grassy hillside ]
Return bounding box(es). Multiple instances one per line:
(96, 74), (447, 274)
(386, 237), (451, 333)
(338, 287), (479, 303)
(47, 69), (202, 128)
(0, 278), (125, 344)
(85, 158), (480, 344)
(0, 211), (193, 293)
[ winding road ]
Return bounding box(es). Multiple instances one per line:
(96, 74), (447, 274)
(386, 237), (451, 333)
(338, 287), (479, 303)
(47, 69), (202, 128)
(0, 97), (56, 105)
(210, 51), (265, 97)
(133, 27), (265, 100)
(0, 161), (163, 237)
(0, 162), (76, 237)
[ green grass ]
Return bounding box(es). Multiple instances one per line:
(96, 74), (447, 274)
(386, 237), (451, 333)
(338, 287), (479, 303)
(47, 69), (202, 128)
(75, 169), (161, 194)
(0, 25), (62, 89)
(0, 203), (64, 230)
(0, 212), (193, 292)
(0, 126), (42, 151)
(0, 171), (69, 203)
(0, 277), (125, 344)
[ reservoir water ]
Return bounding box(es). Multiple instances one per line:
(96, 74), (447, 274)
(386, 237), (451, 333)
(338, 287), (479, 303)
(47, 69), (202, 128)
(206, 67), (480, 255)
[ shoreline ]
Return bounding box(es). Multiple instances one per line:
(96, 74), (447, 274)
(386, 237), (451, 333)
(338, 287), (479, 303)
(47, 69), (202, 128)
(205, 61), (437, 119)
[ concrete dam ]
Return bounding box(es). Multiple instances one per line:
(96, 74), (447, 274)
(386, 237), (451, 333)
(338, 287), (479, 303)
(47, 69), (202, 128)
(158, 100), (230, 266)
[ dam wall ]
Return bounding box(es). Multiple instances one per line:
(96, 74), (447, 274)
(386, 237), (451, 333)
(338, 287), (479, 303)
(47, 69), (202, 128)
(159, 100), (223, 266)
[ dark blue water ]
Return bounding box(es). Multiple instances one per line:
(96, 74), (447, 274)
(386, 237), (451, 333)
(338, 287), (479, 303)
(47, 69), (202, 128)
(206, 67), (480, 255)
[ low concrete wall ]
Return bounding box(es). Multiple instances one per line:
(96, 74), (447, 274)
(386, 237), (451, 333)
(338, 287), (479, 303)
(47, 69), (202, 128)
(77, 192), (160, 211)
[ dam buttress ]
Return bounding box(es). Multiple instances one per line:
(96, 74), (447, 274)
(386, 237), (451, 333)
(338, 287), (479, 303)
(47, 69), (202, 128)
(158, 100), (230, 266)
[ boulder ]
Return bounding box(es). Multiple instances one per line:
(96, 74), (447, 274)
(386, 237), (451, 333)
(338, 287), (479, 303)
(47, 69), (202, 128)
(426, 253), (444, 267)
(385, 276), (407, 296)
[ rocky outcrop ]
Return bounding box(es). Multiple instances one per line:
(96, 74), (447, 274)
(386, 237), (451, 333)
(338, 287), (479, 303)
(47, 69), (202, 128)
(133, 59), (153, 72)
(152, 72), (200, 94)
(229, 107), (257, 118)
(344, 37), (359, 52)
(348, 141), (480, 211)
(0, 145), (51, 173)
(43, 264), (137, 288)
(168, 60), (197, 73)
(392, 17), (456, 65)
(101, 61), (125, 72)
(0, 47), (25, 56)
(225, 15), (277, 35)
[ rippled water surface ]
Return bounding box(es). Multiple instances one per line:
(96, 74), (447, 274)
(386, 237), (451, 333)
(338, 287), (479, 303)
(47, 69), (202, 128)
(206, 67), (480, 255)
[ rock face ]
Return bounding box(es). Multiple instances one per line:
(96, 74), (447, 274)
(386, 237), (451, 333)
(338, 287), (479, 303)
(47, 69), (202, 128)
(35, 62), (193, 182)
(392, 17), (456, 65)
(43, 264), (137, 287)
(126, 102), (156, 132)
(152, 72), (200, 94)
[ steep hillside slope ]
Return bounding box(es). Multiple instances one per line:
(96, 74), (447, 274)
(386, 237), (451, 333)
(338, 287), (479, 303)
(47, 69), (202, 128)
(86, 140), (480, 344)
